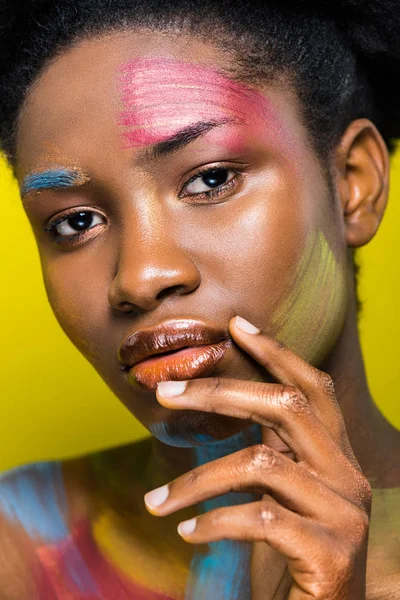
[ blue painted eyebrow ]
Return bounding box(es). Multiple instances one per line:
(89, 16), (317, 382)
(20, 168), (89, 197)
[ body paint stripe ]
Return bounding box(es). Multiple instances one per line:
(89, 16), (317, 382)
(185, 423), (263, 600)
(21, 168), (90, 197)
(148, 421), (216, 447)
(0, 461), (69, 542)
(118, 57), (281, 149)
(0, 461), (98, 594)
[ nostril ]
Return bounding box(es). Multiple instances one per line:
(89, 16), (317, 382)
(156, 285), (186, 302)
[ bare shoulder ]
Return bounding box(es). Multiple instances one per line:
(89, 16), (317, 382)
(0, 441), (150, 598)
(0, 461), (67, 599)
(0, 457), (99, 598)
(0, 438), (151, 542)
(0, 460), (74, 537)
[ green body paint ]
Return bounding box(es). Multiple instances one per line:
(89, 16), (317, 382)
(270, 230), (347, 365)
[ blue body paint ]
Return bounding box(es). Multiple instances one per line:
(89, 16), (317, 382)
(0, 461), (98, 595)
(149, 421), (216, 447)
(20, 168), (87, 197)
(185, 423), (263, 600)
(149, 418), (263, 596)
(0, 461), (69, 542)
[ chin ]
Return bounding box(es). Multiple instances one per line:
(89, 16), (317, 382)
(148, 411), (254, 448)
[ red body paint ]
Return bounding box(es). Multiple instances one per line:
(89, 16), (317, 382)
(35, 520), (175, 599)
(118, 57), (284, 151)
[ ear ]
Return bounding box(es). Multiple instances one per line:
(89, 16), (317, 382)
(333, 118), (390, 248)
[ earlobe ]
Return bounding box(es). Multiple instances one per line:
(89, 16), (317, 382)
(334, 119), (390, 248)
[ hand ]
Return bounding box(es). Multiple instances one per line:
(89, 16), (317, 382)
(145, 316), (372, 600)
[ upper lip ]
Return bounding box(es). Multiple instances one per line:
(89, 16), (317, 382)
(118, 319), (229, 370)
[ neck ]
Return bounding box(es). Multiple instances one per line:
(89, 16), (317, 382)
(319, 292), (400, 488)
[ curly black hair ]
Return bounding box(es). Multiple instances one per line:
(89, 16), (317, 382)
(0, 0), (399, 314)
(0, 0), (399, 170)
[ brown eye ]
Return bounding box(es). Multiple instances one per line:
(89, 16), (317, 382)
(54, 211), (104, 236)
(45, 209), (107, 244)
(183, 168), (235, 195)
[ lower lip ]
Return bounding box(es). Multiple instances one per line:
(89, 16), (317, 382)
(126, 341), (230, 391)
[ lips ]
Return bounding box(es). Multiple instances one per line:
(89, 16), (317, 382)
(118, 319), (231, 390)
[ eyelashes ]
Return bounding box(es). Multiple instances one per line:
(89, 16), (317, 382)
(177, 165), (241, 203)
(44, 210), (106, 240)
(44, 165), (244, 245)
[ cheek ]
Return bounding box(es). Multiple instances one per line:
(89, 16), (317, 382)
(195, 170), (310, 318)
(207, 174), (347, 365)
(269, 229), (348, 364)
(41, 255), (108, 367)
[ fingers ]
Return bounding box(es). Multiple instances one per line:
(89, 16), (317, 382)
(229, 316), (328, 395)
(175, 495), (369, 599)
(175, 494), (333, 556)
(156, 377), (355, 486)
(144, 443), (361, 527)
(229, 317), (352, 454)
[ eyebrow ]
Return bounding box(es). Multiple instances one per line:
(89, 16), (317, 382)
(139, 117), (237, 162)
(20, 168), (90, 198)
(21, 118), (238, 197)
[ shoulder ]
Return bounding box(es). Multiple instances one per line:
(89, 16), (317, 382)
(0, 455), (99, 539)
(0, 439), (150, 537)
(0, 461), (67, 599)
(0, 460), (70, 543)
(0, 457), (99, 599)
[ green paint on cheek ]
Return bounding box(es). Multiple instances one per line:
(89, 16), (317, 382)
(270, 230), (347, 365)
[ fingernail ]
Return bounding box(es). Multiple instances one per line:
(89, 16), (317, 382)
(177, 517), (197, 537)
(235, 316), (260, 334)
(157, 380), (188, 398)
(144, 484), (169, 510)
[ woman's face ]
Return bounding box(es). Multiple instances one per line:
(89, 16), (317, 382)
(16, 30), (349, 445)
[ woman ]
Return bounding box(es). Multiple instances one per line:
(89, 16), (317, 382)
(0, 0), (399, 598)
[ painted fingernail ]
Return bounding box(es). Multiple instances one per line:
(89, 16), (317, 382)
(235, 316), (260, 334)
(144, 484), (169, 510)
(177, 517), (197, 537)
(157, 380), (188, 398)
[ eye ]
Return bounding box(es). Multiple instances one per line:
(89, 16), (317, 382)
(44, 209), (106, 244)
(179, 166), (241, 202)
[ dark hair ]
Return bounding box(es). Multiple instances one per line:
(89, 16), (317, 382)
(0, 0), (399, 314)
(0, 0), (399, 169)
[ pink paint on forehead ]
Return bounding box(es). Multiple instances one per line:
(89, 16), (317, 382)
(118, 57), (282, 149)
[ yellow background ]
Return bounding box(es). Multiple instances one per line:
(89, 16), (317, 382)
(1, 150), (399, 473)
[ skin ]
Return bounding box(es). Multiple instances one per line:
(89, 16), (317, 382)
(1, 27), (400, 599)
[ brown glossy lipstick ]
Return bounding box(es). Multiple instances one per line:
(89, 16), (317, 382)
(118, 319), (231, 391)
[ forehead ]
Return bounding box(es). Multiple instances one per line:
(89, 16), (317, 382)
(15, 29), (302, 174)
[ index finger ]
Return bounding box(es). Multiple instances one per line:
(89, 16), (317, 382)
(229, 316), (354, 459)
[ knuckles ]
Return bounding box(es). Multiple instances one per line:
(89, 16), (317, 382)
(277, 386), (311, 414)
(247, 444), (283, 473)
(257, 496), (282, 528)
(197, 379), (314, 419)
(316, 371), (336, 399)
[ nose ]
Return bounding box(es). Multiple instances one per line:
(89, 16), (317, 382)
(108, 235), (201, 313)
